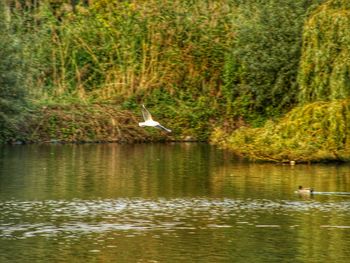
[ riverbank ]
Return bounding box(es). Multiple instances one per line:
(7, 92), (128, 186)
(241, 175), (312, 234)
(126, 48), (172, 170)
(9, 104), (165, 144)
(4, 100), (350, 164)
(7, 103), (209, 144)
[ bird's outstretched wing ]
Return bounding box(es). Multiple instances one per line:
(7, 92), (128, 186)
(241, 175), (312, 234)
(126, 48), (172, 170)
(156, 124), (172, 133)
(141, 104), (153, 121)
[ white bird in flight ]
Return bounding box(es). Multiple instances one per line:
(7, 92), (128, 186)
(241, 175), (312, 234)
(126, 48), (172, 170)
(139, 104), (172, 133)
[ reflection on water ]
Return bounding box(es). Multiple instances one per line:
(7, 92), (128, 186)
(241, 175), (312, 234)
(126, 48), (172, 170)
(1, 143), (350, 263)
(2, 198), (350, 237)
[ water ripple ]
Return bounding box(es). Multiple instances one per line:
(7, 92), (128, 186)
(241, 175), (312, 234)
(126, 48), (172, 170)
(1, 198), (349, 239)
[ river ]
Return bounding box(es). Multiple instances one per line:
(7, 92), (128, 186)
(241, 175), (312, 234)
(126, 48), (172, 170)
(1, 143), (350, 262)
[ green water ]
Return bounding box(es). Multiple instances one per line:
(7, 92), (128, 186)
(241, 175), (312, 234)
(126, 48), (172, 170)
(0, 143), (350, 263)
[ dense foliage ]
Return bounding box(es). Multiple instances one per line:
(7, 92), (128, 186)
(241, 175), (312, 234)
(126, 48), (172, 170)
(222, 0), (320, 122)
(211, 99), (350, 162)
(212, 0), (350, 162)
(299, 0), (350, 103)
(4, 0), (350, 163)
(18, 0), (236, 102)
(4, 0), (318, 136)
(0, 2), (27, 143)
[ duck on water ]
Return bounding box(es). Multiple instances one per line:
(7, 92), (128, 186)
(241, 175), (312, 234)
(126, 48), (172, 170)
(295, 186), (350, 196)
(296, 186), (314, 195)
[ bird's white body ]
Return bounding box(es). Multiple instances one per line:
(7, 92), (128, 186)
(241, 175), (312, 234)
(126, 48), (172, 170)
(139, 120), (161, 128)
(138, 105), (171, 133)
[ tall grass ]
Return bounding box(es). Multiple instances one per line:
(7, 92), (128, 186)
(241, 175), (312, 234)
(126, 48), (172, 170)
(16, 0), (317, 110)
(18, 0), (235, 102)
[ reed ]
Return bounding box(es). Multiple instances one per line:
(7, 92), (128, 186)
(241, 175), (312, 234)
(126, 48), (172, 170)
(18, 0), (235, 102)
(16, 0), (315, 109)
(45, 2), (316, 121)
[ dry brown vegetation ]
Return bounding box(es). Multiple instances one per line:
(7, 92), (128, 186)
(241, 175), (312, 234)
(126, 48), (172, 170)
(19, 104), (171, 143)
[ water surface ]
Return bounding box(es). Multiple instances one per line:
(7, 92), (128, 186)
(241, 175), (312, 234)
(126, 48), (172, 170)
(1, 143), (350, 262)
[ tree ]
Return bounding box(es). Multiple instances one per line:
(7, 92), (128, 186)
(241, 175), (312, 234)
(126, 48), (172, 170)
(298, 0), (350, 103)
(0, 2), (26, 142)
(223, 0), (322, 123)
